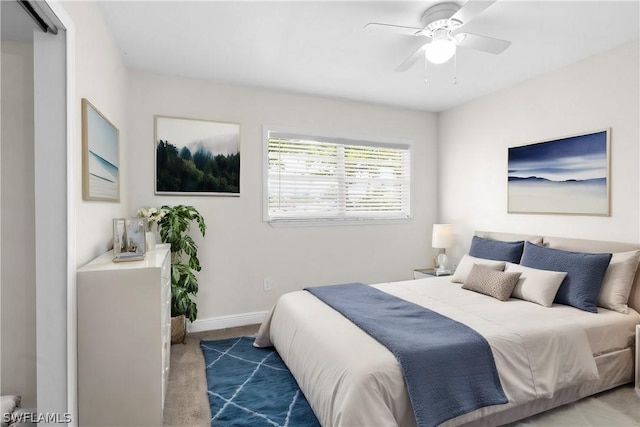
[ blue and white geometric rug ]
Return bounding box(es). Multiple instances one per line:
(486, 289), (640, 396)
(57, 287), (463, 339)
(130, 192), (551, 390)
(200, 336), (320, 427)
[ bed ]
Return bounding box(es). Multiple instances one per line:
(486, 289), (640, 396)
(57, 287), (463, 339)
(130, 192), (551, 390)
(254, 232), (640, 426)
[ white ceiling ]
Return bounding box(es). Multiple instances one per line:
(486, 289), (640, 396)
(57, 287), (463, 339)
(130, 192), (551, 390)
(98, 1), (640, 112)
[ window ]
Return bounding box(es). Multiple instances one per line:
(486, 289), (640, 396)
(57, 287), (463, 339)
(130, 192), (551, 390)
(264, 128), (411, 224)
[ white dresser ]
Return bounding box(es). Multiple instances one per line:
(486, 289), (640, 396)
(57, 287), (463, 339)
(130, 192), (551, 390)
(77, 245), (171, 426)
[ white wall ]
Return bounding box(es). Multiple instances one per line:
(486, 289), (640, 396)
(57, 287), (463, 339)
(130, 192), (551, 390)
(61, 0), (129, 268)
(438, 40), (640, 259)
(58, 0), (128, 420)
(1, 40), (36, 408)
(126, 70), (438, 324)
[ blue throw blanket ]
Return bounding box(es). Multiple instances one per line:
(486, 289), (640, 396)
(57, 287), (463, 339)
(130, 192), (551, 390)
(305, 283), (507, 427)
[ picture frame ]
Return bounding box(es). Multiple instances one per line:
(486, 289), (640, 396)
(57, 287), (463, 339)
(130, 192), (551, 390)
(154, 115), (240, 196)
(82, 98), (120, 201)
(113, 217), (147, 261)
(507, 128), (610, 216)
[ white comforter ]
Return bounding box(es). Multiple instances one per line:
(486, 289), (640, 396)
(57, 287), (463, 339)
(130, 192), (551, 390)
(255, 278), (602, 426)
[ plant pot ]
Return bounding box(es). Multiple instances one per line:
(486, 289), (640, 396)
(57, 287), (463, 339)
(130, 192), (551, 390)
(171, 314), (186, 344)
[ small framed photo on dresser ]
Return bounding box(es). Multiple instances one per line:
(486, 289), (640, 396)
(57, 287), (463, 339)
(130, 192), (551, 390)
(113, 217), (147, 262)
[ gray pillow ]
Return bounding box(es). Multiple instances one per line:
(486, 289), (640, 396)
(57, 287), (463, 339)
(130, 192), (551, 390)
(469, 235), (525, 264)
(462, 264), (522, 301)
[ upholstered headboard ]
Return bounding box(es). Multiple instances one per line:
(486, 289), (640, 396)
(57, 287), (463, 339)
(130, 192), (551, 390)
(476, 231), (640, 313)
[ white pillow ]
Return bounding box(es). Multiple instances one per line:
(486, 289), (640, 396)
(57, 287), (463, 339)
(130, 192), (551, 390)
(451, 254), (506, 283)
(597, 250), (640, 314)
(1, 395), (20, 427)
(505, 263), (567, 307)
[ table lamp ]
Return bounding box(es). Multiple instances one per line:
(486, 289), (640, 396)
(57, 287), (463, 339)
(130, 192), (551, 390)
(432, 224), (453, 275)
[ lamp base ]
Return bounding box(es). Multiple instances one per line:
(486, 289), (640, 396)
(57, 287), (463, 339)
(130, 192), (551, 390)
(434, 267), (451, 276)
(435, 250), (450, 275)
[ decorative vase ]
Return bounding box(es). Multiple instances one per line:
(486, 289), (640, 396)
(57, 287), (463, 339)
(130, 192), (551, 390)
(145, 231), (156, 251)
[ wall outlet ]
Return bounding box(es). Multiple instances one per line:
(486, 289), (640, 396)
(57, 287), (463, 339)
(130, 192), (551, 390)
(263, 278), (272, 292)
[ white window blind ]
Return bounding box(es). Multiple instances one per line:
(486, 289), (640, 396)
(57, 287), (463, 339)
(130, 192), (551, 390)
(265, 129), (411, 224)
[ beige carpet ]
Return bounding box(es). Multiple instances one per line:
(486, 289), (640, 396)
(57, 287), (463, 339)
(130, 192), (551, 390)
(163, 325), (260, 427)
(509, 396), (639, 426)
(163, 325), (640, 427)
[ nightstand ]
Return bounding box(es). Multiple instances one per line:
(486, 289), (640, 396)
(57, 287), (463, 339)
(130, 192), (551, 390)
(636, 325), (640, 396)
(413, 268), (452, 280)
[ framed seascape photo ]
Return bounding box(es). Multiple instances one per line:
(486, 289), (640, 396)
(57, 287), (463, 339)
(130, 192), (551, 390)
(507, 128), (610, 216)
(113, 217), (147, 261)
(82, 98), (120, 201)
(155, 116), (240, 196)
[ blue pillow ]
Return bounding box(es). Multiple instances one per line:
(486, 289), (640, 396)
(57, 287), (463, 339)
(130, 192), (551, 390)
(520, 241), (612, 313)
(468, 236), (525, 264)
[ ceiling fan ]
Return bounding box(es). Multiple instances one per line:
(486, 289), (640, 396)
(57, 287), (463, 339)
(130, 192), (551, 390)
(364, 0), (511, 73)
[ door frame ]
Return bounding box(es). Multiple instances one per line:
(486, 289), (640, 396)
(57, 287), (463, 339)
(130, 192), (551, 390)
(37, 1), (77, 424)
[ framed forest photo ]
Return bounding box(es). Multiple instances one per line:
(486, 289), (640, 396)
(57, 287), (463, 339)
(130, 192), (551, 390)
(155, 116), (240, 196)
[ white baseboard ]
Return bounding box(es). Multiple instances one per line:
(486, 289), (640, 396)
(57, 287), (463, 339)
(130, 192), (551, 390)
(187, 311), (268, 333)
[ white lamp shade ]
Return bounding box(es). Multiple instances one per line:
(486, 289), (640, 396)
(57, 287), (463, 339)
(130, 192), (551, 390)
(432, 224), (454, 248)
(425, 39), (456, 64)
(425, 29), (456, 64)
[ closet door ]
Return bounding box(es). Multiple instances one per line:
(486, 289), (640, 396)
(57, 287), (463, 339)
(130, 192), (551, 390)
(1, 0), (69, 417)
(33, 26), (68, 417)
(1, 0), (38, 409)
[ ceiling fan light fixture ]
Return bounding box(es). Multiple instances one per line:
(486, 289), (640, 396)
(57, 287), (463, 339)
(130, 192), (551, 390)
(425, 29), (456, 64)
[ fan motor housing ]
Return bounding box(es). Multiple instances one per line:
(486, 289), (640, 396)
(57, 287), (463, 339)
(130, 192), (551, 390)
(420, 2), (462, 36)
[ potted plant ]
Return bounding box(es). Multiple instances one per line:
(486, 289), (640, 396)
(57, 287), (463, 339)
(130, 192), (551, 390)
(156, 205), (206, 344)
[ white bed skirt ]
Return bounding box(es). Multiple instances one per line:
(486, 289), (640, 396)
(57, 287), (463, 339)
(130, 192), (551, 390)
(460, 347), (634, 426)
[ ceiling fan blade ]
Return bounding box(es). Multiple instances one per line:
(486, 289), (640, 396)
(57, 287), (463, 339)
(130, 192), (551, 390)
(457, 32), (511, 54)
(395, 43), (429, 72)
(450, 0), (496, 25)
(363, 22), (425, 36)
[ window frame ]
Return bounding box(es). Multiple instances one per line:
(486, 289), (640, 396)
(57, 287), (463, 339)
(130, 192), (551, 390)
(262, 125), (413, 226)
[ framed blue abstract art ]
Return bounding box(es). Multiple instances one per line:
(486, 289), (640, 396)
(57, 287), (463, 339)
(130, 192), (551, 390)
(82, 98), (120, 201)
(508, 129), (610, 216)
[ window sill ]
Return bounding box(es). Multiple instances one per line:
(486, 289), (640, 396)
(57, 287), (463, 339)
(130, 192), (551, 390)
(266, 217), (412, 228)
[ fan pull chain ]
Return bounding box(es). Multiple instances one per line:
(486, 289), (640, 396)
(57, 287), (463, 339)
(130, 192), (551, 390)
(424, 53), (429, 85)
(453, 51), (457, 85)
